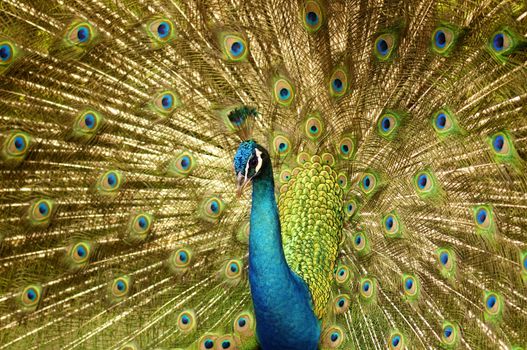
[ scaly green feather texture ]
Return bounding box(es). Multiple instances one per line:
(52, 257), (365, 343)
(0, 0), (526, 349)
(278, 156), (344, 318)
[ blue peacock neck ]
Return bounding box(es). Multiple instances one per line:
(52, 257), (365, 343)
(248, 158), (320, 350)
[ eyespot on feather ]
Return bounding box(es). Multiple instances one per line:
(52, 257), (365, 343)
(321, 325), (345, 348)
(382, 211), (401, 238)
(431, 24), (460, 56)
(168, 246), (193, 273)
(19, 284), (43, 311)
(374, 33), (397, 61)
(336, 135), (355, 160)
(167, 151), (196, 177)
(441, 321), (460, 346)
(334, 264), (352, 286)
(272, 78), (295, 107)
(0, 40), (18, 68)
(302, 0), (324, 33)
(359, 171), (379, 196)
(359, 277), (376, 300)
(148, 19), (175, 42)
(2, 131), (31, 162)
(67, 241), (93, 268)
(483, 291), (503, 321)
(473, 205), (495, 235)
(221, 32), (249, 61)
(152, 90), (180, 114)
(199, 196), (225, 223)
(343, 199), (358, 219)
(128, 212), (153, 241)
(272, 134), (292, 158)
(96, 170), (123, 194)
(177, 309), (197, 332)
(109, 276), (131, 300)
(333, 294), (351, 314)
(304, 114), (324, 141)
(223, 259), (243, 280)
(296, 152), (310, 165)
(198, 334), (218, 350)
(27, 198), (54, 226)
(388, 331), (405, 350)
(73, 110), (103, 137)
(233, 311), (255, 337)
(66, 22), (95, 46)
(329, 67), (349, 97)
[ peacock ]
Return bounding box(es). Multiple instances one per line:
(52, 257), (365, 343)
(0, 0), (527, 349)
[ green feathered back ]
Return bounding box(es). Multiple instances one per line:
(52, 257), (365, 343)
(278, 155), (344, 318)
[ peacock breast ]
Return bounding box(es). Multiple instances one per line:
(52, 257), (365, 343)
(277, 156), (344, 318)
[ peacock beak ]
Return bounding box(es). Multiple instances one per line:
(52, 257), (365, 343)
(236, 172), (251, 198)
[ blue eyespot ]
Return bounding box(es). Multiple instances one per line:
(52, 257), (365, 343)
(222, 341), (231, 349)
(179, 251), (188, 262)
(417, 174), (428, 189)
(347, 204), (353, 211)
(493, 135), (504, 152)
(435, 30), (446, 48)
(157, 22), (170, 39)
(381, 117), (391, 131)
(377, 39), (389, 56)
(332, 78), (343, 92)
(523, 256), (527, 270)
(444, 326), (453, 338)
(279, 142), (287, 151)
(279, 88), (290, 100)
(341, 144), (349, 154)
(392, 335), (401, 347)
(0, 44), (12, 62)
(230, 41), (244, 56)
(210, 200), (219, 213)
(363, 176), (371, 189)
(385, 216), (394, 229)
(77, 26), (90, 43)
(405, 278), (413, 290)
(14, 136), (26, 151)
(138, 216), (147, 229)
(330, 332), (339, 342)
(338, 299), (345, 307)
(355, 235), (362, 245)
(440, 252), (449, 266)
(230, 263), (238, 273)
(310, 125), (318, 133)
(436, 113), (447, 129)
(161, 94), (173, 109)
(84, 113), (95, 129)
(204, 340), (214, 349)
(493, 33), (504, 52)
(38, 202), (49, 216)
(363, 281), (370, 292)
(486, 294), (496, 309)
(476, 208), (487, 225)
(116, 280), (125, 291)
(107, 173), (117, 187)
(238, 318), (246, 327)
(180, 156), (190, 170)
(27, 288), (37, 301)
(338, 269), (345, 277)
(306, 11), (319, 26)
(76, 245), (86, 258)
(181, 315), (189, 324)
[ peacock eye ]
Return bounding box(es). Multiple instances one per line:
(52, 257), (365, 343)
(249, 156), (258, 167)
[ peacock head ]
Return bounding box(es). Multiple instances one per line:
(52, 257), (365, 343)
(234, 140), (268, 196)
